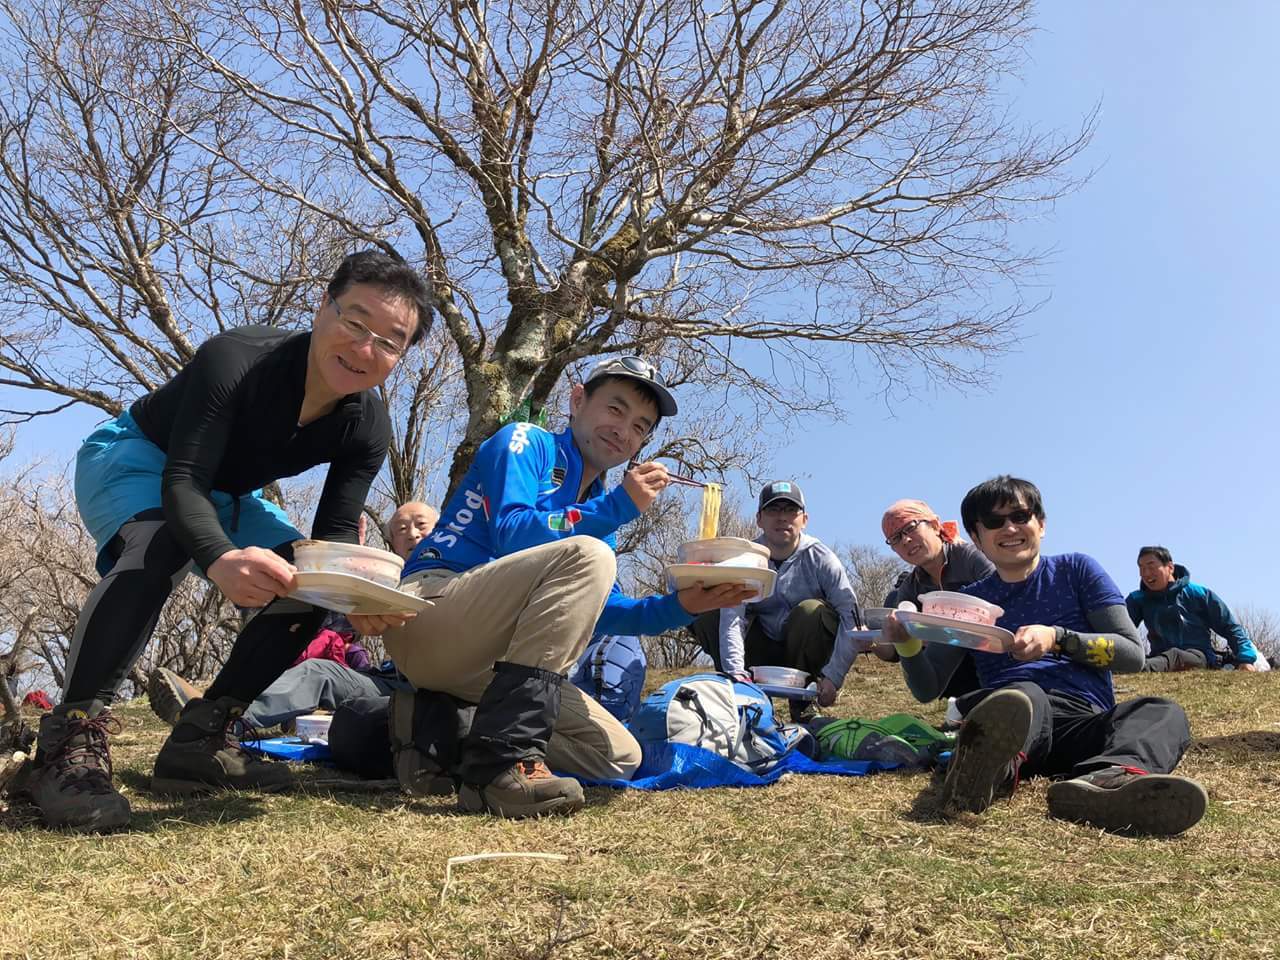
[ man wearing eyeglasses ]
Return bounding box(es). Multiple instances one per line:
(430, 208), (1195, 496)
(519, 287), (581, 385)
(363, 356), (756, 819)
(882, 475), (1207, 836)
(22, 251), (431, 831)
(690, 481), (865, 721)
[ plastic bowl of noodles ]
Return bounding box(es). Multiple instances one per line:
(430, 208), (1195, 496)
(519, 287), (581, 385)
(676, 537), (769, 569)
(292, 540), (405, 590)
(861, 606), (894, 629)
(918, 591), (1003, 626)
(751, 665), (809, 688)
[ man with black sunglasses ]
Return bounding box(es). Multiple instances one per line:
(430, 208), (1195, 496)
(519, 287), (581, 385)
(882, 475), (1207, 836)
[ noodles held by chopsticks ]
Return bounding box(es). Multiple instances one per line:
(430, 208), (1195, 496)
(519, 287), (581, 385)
(697, 482), (722, 540)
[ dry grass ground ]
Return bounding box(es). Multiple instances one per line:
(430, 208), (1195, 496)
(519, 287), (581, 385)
(2, 659), (1278, 960)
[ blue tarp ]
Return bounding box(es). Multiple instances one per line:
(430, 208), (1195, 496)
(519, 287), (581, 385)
(577, 741), (901, 791)
(243, 737), (331, 763)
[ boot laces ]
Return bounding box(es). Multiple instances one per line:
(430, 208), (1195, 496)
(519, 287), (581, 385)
(50, 714), (122, 792)
(224, 714), (265, 754)
(517, 759), (554, 780)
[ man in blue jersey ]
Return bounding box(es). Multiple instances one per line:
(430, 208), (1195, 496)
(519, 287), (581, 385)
(357, 357), (754, 818)
(882, 475), (1207, 836)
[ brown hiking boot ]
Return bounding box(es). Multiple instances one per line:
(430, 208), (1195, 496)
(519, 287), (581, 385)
(147, 667), (205, 727)
(151, 696), (293, 796)
(458, 759), (584, 818)
(939, 688), (1033, 815)
(21, 704), (131, 832)
(1047, 765), (1207, 835)
(389, 689), (455, 797)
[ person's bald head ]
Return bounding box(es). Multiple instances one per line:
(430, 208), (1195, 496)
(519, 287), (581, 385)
(387, 501), (438, 559)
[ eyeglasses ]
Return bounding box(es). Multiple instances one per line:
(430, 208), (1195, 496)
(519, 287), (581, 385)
(763, 501), (802, 516)
(885, 518), (927, 546)
(589, 355), (666, 386)
(977, 508), (1036, 531)
(331, 300), (405, 360)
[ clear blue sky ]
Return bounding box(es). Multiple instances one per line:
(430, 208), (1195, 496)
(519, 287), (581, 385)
(6, 4), (1277, 613)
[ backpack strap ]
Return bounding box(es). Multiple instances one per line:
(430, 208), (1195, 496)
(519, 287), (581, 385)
(591, 637), (611, 696)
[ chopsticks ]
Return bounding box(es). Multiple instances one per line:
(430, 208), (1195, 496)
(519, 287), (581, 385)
(626, 457), (709, 488)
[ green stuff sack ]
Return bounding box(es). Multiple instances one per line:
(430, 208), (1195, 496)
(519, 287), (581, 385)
(874, 713), (956, 757)
(815, 718), (924, 767)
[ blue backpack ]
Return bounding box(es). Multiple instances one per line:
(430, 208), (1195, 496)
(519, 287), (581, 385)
(569, 634), (647, 723)
(628, 673), (813, 773)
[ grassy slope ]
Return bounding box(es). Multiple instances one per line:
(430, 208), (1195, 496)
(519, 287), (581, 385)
(2, 660), (1278, 960)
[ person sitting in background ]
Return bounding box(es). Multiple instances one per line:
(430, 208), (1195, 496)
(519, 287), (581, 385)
(1127, 546), (1261, 672)
(148, 500), (438, 730)
(689, 481), (864, 721)
(880, 498), (995, 700)
(882, 475), (1207, 836)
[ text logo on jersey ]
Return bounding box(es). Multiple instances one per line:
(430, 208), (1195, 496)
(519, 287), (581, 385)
(430, 486), (487, 549)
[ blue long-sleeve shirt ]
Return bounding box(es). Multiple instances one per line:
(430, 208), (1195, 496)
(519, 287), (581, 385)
(403, 422), (691, 636)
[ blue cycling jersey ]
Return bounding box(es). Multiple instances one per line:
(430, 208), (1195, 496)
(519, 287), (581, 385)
(403, 423), (690, 636)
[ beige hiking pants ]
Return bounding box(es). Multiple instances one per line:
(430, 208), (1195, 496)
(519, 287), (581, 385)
(384, 537), (642, 781)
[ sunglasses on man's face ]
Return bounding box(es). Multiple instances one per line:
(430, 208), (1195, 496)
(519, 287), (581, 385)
(977, 508), (1037, 531)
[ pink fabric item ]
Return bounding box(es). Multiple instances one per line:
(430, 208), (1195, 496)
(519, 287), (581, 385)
(292, 628), (349, 668)
(881, 498), (959, 544)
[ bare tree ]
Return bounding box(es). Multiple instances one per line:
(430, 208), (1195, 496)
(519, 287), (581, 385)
(843, 543), (907, 611)
(148, 0), (1090, 495)
(1236, 606), (1280, 662)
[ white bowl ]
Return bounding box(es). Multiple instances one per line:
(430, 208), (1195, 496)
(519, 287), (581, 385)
(677, 537), (770, 569)
(751, 665), (809, 688)
(294, 713), (333, 743)
(918, 591), (1004, 626)
(293, 540), (405, 590)
(862, 606), (894, 629)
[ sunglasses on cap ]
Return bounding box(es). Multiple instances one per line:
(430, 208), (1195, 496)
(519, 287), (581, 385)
(977, 508), (1037, 530)
(588, 355), (666, 385)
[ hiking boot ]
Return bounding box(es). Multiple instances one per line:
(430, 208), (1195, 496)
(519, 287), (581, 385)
(458, 759), (584, 819)
(389, 688), (455, 797)
(147, 667), (205, 727)
(21, 703), (131, 832)
(1046, 765), (1208, 836)
(151, 696), (292, 796)
(789, 698), (821, 724)
(939, 688), (1033, 814)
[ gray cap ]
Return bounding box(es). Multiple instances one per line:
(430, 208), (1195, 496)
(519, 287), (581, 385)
(584, 356), (678, 417)
(759, 480), (805, 511)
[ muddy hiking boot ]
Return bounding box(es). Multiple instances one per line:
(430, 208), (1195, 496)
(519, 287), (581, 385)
(459, 758), (585, 819)
(21, 702), (131, 832)
(1046, 765), (1208, 836)
(939, 688), (1033, 815)
(147, 667), (205, 727)
(152, 696), (292, 796)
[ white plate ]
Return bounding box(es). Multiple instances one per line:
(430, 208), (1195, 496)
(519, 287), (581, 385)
(664, 563), (776, 601)
(895, 610), (1013, 654)
(289, 571), (431, 615)
(756, 682), (817, 700)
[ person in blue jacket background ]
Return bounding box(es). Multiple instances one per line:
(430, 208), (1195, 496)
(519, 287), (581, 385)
(1127, 546), (1261, 672)
(359, 357), (754, 818)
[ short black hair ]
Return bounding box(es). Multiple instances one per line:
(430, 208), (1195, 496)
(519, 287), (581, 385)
(1137, 545), (1173, 565)
(327, 250), (433, 347)
(960, 475), (1046, 537)
(582, 374), (664, 430)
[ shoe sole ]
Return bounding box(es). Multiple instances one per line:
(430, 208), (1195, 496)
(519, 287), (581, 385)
(148, 669), (197, 728)
(940, 688), (1033, 814)
(457, 784), (585, 819)
(150, 777), (292, 797)
(1047, 774), (1208, 835)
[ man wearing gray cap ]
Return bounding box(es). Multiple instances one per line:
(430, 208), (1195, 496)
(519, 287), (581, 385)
(689, 480), (864, 720)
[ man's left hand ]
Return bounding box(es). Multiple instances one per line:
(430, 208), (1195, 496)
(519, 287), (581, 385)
(677, 582), (758, 615)
(348, 611), (417, 635)
(1010, 624), (1057, 661)
(816, 677), (838, 707)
